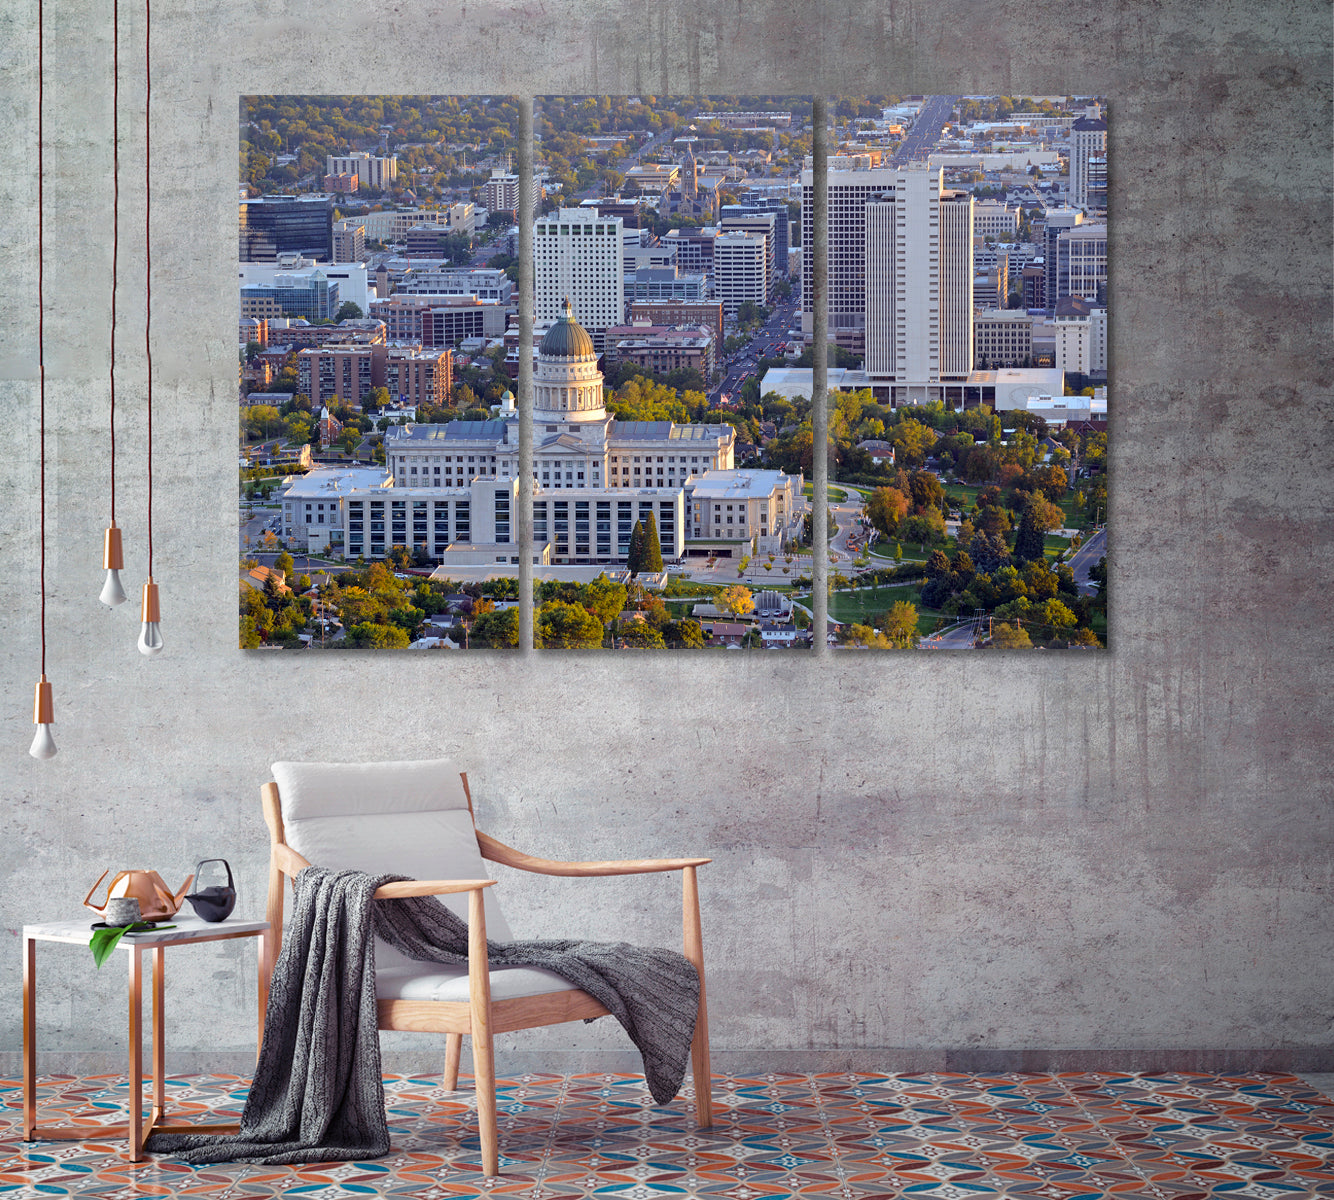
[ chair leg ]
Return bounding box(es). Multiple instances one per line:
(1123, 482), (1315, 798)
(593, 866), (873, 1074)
(690, 999), (713, 1128)
(474, 1033), (498, 1175)
(442, 1033), (462, 1092)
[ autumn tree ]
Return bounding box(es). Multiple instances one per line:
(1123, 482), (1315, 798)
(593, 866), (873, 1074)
(990, 622), (1033, 649)
(866, 486), (909, 537)
(881, 600), (920, 648)
(717, 585), (756, 616)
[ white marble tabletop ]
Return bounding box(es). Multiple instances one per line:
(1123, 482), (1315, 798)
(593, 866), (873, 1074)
(23, 916), (270, 947)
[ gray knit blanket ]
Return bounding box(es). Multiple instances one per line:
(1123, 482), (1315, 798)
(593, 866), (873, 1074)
(146, 866), (700, 1165)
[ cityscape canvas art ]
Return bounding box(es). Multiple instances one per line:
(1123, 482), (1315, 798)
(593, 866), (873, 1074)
(237, 94), (1107, 651)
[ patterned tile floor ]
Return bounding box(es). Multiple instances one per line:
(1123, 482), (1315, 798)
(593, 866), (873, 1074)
(1, 1071), (1331, 1198)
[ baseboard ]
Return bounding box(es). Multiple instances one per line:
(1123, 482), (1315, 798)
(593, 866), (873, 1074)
(4, 1046), (1332, 1076)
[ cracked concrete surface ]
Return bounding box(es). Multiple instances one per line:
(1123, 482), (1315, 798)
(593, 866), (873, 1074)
(0, 0), (1329, 1074)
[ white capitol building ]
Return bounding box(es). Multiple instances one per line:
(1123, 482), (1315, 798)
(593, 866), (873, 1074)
(384, 298), (735, 496)
(286, 300), (802, 568)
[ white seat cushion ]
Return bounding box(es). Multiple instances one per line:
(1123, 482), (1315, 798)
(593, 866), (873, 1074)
(271, 759), (515, 965)
(376, 964), (581, 1004)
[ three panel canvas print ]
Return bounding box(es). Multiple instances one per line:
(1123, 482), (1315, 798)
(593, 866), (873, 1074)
(239, 95), (1107, 651)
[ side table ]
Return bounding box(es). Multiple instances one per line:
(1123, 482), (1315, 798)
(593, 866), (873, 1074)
(22, 915), (271, 1162)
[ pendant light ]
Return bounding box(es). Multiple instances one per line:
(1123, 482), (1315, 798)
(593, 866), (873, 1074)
(30, 0), (55, 758)
(100, 0), (126, 607)
(137, 0), (162, 656)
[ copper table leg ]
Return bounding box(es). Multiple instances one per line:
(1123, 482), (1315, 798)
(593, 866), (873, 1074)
(22, 935), (36, 1141)
(128, 946), (144, 1162)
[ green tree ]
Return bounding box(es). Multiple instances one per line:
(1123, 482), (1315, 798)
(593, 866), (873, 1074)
(1013, 502), (1050, 563)
(662, 618), (706, 648)
(619, 621), (666, 648)
(627, 521), (646, 577)
(335, 301), (364, 321)
(469, 607), (519, 648)
(899, 507), (946, 548)
(584, 574), (629, 625)
(537, 600), (605, 648)
(640, 513), (664, 573)
(346, 621), (411, 649)
(274, 550), (295, 579)
(882, 601), (919, 648)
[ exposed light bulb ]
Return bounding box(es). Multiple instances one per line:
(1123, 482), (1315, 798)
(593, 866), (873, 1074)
(101, 523), (128, 606)
(30, 675), (56, 760)
(29, 724), (57, 760)
(100, 569), (127, 607)
(138, 578), (163, 656)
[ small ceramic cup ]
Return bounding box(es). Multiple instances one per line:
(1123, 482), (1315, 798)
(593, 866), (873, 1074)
(104, 897), (141, 926)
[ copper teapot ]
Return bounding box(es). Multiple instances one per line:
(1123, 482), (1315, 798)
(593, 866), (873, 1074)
(84, 869), (194, 923)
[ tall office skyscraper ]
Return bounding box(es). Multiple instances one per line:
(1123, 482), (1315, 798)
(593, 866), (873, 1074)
(803, 162), (973, 404)
(801, 158), (898, 349)
(1069, 106), (1108, 212)
(863, 167), (974, 404)
(534, 207), (625, 353)
(240, 195), (334, 262)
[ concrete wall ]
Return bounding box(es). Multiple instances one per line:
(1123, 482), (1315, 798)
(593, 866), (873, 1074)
(1, 1), (1330, 1075)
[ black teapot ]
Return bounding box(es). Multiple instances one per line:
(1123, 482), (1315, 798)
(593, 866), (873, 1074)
(184, 859), (236, 922)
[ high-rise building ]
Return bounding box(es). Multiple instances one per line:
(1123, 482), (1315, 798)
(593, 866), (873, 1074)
(326, 152), (398, 190)
(1041, 207), (1085, 310)
(1055, 223), (1107, 305)
(1069, 107), (1108, 212)
(239, 195), (333, 262)
(720, 212), (776, 301)
(485, 168), (540, 216)
(727, 195), (792, 273)
(385, 347), (453, 407)
(333, 220), (365, 263)
(972, 201), (1020, 242)
(861, 166), (974, 404)
(712, 230), (769, 318)
(533, 207), (625, 352)
(802, 160), (901, 346)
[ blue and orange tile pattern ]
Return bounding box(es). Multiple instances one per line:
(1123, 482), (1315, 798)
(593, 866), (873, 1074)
(2, 1071), (1331, 1197)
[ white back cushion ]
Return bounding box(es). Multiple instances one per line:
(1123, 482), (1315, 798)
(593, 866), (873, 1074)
(271, 759), (514, 958)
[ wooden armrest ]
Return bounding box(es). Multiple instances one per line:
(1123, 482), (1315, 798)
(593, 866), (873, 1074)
(274, 844), (312, 878)
(476, 830), (710, 877)
(273, 845), (497, 898)
(373, 879), (496, 899)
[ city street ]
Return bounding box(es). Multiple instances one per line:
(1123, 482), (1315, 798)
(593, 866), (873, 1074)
(1068, 525), (1107, 595)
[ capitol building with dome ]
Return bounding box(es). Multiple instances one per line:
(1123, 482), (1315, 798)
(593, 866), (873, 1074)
(327, 299), (799, 571)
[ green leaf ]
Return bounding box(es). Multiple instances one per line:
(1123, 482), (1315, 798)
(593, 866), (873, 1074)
(89, 922), (176, 968)
(90, 925), (130, 967)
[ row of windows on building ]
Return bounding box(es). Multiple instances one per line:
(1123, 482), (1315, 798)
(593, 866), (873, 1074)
(342, 495), (677, 562)
(534, 498), (675, 559)
(346, 498), (471, 555)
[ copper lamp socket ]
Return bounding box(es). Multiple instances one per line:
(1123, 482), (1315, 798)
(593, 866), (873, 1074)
(103, 524), (124, 570)
(33, 676), (54, 725)
(141, 578), (160, 622)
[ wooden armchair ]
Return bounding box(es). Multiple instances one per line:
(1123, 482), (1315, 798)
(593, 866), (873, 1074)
(262, 759), (712, 1176)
